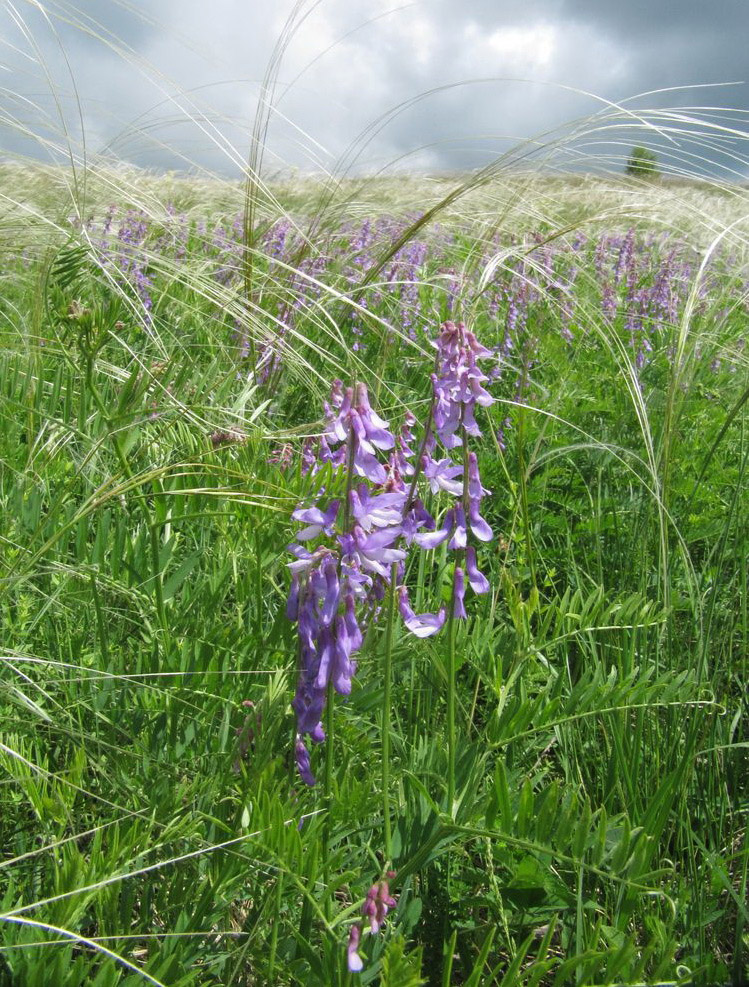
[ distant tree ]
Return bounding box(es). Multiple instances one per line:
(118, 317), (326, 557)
(626, 145), (659, 178)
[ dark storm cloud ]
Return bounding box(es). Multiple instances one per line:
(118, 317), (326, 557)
(1, 0), (748, 176)
(560, 0), (749, 39)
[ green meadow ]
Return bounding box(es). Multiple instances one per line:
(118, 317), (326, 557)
(0, 160), (747, 986)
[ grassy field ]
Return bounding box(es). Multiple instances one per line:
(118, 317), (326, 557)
(0, 162), (747, 986)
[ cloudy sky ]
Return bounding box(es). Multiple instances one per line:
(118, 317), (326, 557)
(1, 0), (748, 178)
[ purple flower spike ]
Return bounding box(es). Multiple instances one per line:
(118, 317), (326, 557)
(347, 924), (364, 973)
(295, 738), (316, 786)
(453, 567), (467, 619)
(431, 321), (495, 448)
(398, 585), (447, 638)
(466, 546), (490, 594)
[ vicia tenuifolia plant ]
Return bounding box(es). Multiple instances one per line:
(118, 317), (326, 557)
(285, 320), (496, 970)
(286, 321), (495, 795)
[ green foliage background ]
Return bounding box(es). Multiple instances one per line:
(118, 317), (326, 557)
(0, 160), (746, 987)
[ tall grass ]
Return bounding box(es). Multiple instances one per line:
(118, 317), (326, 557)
(0, 1), (747, 984)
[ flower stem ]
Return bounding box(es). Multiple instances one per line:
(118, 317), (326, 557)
(323, 679), (335, 918)
(322, 424), (357, 917)
(447, 420), (469, 815)
(382, 561), (398, 863)
(446, 571), (457, 814)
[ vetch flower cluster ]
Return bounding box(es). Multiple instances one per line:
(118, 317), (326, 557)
(346, 873), (397, 973)
(287, 384), (410, 784)
(399, 320), (495, 626)
(286, 323), (497, 787)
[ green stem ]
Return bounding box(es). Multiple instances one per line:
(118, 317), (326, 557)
(382, 561), (398, 863)
(446, 420), (469, 815)
(323, 679), (335, 919)
(267, 867), (284, 979)
(446, 569), (457, 814)
(516, 397), (537, 594)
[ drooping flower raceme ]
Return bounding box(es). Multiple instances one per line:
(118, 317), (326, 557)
(401, 321), (495, 623)
(286, 327), (497, 785)
(287, 383), (404, 785)
(346, 874), (398, 973)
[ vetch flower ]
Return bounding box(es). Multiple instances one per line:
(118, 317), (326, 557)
(349, 486), (404, 531)
(466, 546), (490, 594)
(362, 879), (398, 934)
(346, 924), (364, 973)
(453, 567), (467, 619)
(413, 506), (455, 549)
(295, 738), (316, 787)
(467, 499), (493, 542)
(398, 585), (446, 638)
(292, 499), (340, 541)
(423, 456), (464, 496)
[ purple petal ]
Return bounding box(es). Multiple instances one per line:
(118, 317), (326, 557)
(448, 504), (467, 550)
(353, 444), (387, 483)
(468, 502), (493, 542)
(315, 628), (334, 690)
(453, 567), (467, 619)
(398, 586), (446, 637)
(319, 560), (339, 625)
(295, 739), (316, 786)
(286, 575), (300, 621)
(466, 546), (490, 594)
(347, 925), (364, 972)
(296, 523), (323, 541)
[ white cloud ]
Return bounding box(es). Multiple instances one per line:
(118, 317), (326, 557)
(464, 22), (558, 72)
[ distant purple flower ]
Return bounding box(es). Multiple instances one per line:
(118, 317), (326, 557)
(362, 879), (397, 935)
(431, 321), (494, 449)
